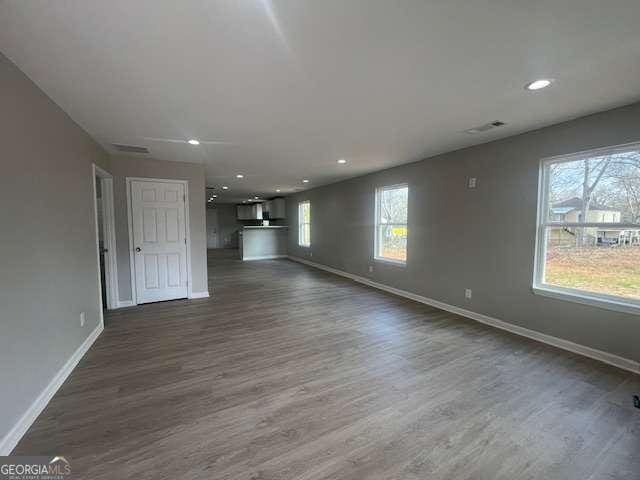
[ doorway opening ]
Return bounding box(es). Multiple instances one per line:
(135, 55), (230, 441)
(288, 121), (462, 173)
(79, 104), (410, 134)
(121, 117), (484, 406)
(206, 203), (241, 261)
(92, 165), (118, 318)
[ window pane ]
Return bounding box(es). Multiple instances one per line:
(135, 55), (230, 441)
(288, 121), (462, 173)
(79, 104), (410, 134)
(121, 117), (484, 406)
(544, 226), (640, 300)
(303, 223), (310, 245)
(379, 186), (408, 224)
(547, 148), (640, 224)
(298, 202), (310, 246)
(302, 203), (310, 223)
(378, 225), (407, 262)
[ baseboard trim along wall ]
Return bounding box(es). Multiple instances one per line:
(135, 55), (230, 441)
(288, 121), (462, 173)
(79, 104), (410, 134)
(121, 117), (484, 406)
(190, 291), (210, 299)
(0, 323), (104, 455)
(288, 256), (640, 375)
(116, 292), (211, 306)
(243, 255), (288, 261)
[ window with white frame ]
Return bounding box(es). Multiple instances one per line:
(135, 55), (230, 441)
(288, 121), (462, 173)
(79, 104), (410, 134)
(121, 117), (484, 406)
(375, 184), (408, 263)
(534, 142), (640, 311)
(298, 201), (311, 247)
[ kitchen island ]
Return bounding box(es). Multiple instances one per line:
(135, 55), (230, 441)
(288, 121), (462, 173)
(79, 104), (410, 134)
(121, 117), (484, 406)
(239, 226), (288, 261)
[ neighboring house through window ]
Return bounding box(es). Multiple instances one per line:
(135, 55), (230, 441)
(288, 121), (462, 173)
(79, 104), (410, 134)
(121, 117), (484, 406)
(534, 142), (640, 312)
(375, 184), (408, 264)
(298, 201), (311, 247)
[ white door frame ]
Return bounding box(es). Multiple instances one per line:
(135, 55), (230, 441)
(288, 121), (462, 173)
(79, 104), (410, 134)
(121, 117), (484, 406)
(92, 164), (119, 315)
(126, 177), (193, 305)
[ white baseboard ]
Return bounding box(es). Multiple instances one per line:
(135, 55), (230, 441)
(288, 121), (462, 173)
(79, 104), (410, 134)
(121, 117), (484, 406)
(243, 255), (288, 261)
(0, 323), (104, 455)
(288, 256), (640, 374)
(115, 300), (135, 308)
(190, 291), (210, 299)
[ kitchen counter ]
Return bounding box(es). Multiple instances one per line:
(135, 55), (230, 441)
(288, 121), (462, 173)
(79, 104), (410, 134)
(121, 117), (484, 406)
(239, 226), (288, 260)
(242, 225), (289, 229)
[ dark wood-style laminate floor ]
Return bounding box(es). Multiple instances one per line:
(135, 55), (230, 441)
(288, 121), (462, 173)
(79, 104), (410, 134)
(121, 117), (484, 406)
(14, 250), (640, 479)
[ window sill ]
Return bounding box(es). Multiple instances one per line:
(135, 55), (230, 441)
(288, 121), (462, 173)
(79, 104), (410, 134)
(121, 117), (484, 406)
(374, 257), (407, 267)
(298, 244), (311, 248)
(532, 284), (640, 316)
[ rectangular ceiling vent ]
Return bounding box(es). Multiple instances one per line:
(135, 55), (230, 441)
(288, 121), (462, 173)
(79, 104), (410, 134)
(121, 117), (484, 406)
(465, 120), (506, 134)
(113, 144), (150, 154)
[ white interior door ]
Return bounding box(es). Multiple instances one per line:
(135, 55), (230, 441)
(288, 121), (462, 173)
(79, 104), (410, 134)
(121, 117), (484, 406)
(131, 180), (188, 304)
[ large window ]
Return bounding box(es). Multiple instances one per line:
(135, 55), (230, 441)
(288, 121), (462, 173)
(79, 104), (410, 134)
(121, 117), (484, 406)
(534, 142), (640, 312)
(298, 201), (311, 247)
(375, 184), (408, 264)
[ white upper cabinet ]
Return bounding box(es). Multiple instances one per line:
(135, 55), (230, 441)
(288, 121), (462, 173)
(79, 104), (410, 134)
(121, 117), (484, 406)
(237, 199), (284, 220)
(268, 198), (286, 219)
(237, 203), (263, 220)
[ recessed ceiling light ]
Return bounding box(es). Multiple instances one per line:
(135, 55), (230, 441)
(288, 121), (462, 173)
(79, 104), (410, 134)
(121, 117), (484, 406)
(302, 179), (309, 183)
(222, 186), (229, 190)
(276, 189), (281, 192)
(337, 159), (347, 164)
(187, 139), (200, 145)
(525, 79), (553, 91)
(254, 196), (259, 199)
(236, 174), (244, 179)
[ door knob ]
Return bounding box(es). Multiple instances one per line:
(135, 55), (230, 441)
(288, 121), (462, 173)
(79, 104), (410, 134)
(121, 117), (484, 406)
(135, 247), (141, 252)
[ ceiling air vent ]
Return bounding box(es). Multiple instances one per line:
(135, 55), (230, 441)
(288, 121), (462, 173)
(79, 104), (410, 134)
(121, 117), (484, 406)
(465, 121), (506, 134)
(113, 144), (150, 154)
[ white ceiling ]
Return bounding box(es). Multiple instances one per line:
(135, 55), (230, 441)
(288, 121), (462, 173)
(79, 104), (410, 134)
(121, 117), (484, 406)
(2, 0), (640, 203)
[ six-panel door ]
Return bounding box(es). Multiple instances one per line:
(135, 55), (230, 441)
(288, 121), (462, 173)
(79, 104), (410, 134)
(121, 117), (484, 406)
(131, 180), (188, 303)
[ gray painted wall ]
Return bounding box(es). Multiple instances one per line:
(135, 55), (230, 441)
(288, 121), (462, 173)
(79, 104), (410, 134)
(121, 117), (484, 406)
(109, 156), (208, 300)
(287, 102), (640, 363)
(0, 53), (110, 443)
(207, 204), (242, 249)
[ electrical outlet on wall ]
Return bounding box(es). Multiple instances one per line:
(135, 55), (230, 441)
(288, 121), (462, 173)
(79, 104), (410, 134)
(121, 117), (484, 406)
(468, 177), (477, 189)
(79, 312), (86, 327)
(465, 289), (472, 299)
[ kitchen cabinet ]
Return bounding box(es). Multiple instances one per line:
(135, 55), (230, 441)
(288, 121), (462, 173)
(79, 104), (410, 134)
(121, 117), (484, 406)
(266, 198), (286, 219)
(237, 203), (263, 220)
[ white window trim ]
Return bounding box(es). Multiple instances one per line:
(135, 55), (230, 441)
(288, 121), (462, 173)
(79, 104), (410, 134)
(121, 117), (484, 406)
(532, 284), (640, 316)
(374, 183), (408, 266)
(374, 256), (408, 267)
(298, 200), (311, 247)
(532, 142), (640, 316)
